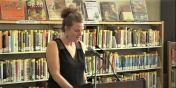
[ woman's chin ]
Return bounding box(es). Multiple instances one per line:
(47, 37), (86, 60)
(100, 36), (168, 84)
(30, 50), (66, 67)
(73, 39), (80, 42)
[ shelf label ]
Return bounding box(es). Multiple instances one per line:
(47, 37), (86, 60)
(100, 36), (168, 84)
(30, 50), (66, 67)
(84, 21), (99, 24)
(133, 22), (148, 24)
(16, 20), (38, 24)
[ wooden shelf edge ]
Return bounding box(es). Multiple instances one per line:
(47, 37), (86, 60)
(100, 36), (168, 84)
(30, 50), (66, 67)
(99, 21), (163, 24)
(0, 20), (163, 25)
(86, 67), (161, 77)
(39, 20), (62, 24)
(40, 21), (163, 25)
(0, 79), (48, 85)
(0, 20), (17, 24)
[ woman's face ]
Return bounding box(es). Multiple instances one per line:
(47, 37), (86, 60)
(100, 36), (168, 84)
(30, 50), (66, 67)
(105, 11), (109, 17)
(65, 22), (84, 42)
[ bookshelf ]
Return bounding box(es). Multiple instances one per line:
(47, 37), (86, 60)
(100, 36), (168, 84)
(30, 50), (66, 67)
(0, 79), (48, 85)
(0, 21), (164, 88)
(167, 41), (176, 88)
(0, 20), (163, 24)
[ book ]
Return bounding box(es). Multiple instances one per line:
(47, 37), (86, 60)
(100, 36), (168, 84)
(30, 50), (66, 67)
(120, 5), (134, 22)
(45, 0), (66, 20)
(64, 0), (85, 19)
(1, 0), (25, 20)
(26, 0), (47, 20)
(130, 0), (148, 21)
(84, 1), (102, 21)
(100, 2), (119, 21)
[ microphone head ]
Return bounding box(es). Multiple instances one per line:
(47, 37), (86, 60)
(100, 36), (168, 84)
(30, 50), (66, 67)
(87, 46), (98, 54)
(87, 46), (93, 51)
(95, 45), (100, 49)
(87, 46), (103, 60)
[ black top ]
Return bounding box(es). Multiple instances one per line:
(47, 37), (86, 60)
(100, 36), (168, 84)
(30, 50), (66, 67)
(47, 38), (85, 88)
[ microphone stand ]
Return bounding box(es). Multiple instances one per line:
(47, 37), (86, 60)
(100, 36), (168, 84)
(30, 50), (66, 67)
(93, 56), (103, 88)
(93, 56), (98, 88)
(87, 46), (104, 88)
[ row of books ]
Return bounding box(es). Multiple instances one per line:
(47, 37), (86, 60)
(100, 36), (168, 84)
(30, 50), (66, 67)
(22, 86), (46, 88)
(82, 27), (161, 49)
(85, 51), (159, 75)
(90, 71), (157, 88)
(0, 0), (148, 22)
(171, 68), (176, 87)
(0, 30), (58, 53)
(0, 53), (159, 84)
(120, 71), (157, 88)
(170, 42), (176, 66)
(0, 86), (45, 88)
(0, 58), (49, 83)
(93, 76), (117, 83)
(0, 28), (161, 53)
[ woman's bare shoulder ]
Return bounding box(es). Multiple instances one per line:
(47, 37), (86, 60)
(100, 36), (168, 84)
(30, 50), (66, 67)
(79, 41), (86, 53)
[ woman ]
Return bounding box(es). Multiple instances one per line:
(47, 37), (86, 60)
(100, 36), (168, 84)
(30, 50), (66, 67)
(46, 7), (87, 88)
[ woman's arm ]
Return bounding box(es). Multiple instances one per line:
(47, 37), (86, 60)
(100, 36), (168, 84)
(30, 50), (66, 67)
(46, 41), (73, 88)
(80, 41), (88, 84)
(83, 71), (88, 84)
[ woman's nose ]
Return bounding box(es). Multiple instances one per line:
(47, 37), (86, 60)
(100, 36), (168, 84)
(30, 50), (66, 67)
(79, 31), (83, 36)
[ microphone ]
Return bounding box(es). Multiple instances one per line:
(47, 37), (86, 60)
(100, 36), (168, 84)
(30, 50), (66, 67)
(87, 46), (103, 60)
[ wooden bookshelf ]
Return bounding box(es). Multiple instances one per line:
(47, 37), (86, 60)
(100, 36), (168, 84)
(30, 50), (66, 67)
(87, 67), (161, 77)
(0, 79), (48, 85)
(167, 41), (176, 88)
(167, 41), (172, 88)
(0, 20), (163, 25)
(40, 21), (163, 25)
(0, 46), (162, 55)
(0, 21), (164, 88)
(39, 20), (62, 24)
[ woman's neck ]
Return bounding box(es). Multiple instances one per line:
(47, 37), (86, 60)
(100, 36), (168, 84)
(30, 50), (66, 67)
(60, 35), (74, 46)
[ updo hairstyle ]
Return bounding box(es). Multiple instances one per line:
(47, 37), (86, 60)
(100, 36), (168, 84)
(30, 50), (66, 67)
(61, 7), (84, 32)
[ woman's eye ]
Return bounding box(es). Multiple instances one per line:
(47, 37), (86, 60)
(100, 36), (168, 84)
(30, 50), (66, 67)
(75, 30), (79, 32)
(75, 29), (83, 32)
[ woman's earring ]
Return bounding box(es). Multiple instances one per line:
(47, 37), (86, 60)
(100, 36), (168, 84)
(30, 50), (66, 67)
(66, 35), (68, 39)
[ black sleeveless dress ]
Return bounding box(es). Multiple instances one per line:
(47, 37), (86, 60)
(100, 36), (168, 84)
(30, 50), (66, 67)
(47, 38), (85, 88)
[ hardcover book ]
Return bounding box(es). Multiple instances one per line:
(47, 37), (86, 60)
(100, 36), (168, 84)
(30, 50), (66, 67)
(1, 0), (25, 20)
(84, 1), (102, 21)
(26, 0), (47, 20)
(45, 0), (66, 20)
(130, 0), (148, 21)
(64, 0), (85, 19)
(120, 5), (134, 22)
(100, 2), (119, 21)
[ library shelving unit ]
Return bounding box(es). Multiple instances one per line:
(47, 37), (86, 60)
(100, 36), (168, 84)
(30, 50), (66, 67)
(0, 20), (164, 88)
(167, 41), (176, 88)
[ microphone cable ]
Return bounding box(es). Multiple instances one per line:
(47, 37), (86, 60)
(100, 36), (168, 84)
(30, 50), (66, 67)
(105, 52), (120, 81)
(95, 45), (120, 81)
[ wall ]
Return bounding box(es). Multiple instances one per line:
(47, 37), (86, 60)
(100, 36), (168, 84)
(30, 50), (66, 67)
(161, 0), (176, 71)
(161, 0), (176, 87)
